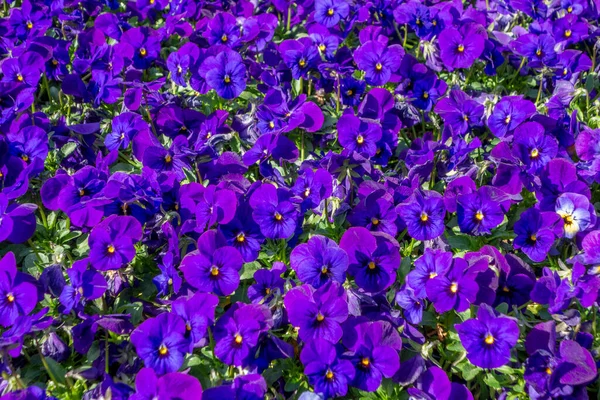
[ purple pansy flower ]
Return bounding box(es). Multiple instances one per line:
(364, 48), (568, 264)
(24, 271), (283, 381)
(339, 227), (400, 293)
(397, 190), (446, 241)
(130, 312), (190, 375)
(284, 282), (348, 343)
(0, 252), (38, 327)
(291, 235), (348, 288)
(180, 230), (243, 296)
(300, 339), (355, 398)
(455, 304), (519, 369)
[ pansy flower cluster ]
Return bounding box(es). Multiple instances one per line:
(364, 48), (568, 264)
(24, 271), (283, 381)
(1, 0), (600, 399)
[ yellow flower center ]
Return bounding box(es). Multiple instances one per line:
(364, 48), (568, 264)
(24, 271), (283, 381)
(502, 286), (510, 293)
(422, 92), (429, 99)
(236, 233), (245, 243)
(79, 189), (86, 196)
(346, 89), (353, 95)
(107, 245), (116, 254)
(361, 357), (370, 367)
(274, 212), (283, 221)
(139, 48), (147, 56)
(564, 30), (572, 38)
(158, 344), (168, 356)
(224, 75), (231, 83)
(475, 211), (484, 221)
(167, 278), (173, 286)
(299, 58), (306, 67)
(371, 217), (380, 225)
(321, 266), (329, 274)
(268, 121), (275, 129)
(563, 68), (568, 76)
(6, 293), (14, 303)
(325, 370), (334, 380)
(463, 115), (469, 122)
(368, 261), (376, 270)
(186, 323), (192, 331)
(416, 18), (421, 25)
(316, 313), (325, 322)
(484, 334), (494, 345)
(546, 367), (552, 375)
(319, 44), (326, 52)
(177, 66), (182, 73)
(21, 154), (29, 162)
(304, 188), (311, 197)
(17, 74), (24, 82)
(375, 62), (383, 71)
(450, 282), (458, 293)
(265, 287), (271, 295)
(420, 212), (429, 222)
(432, 19), (437, 26)
(165, 154), (172, 163)
(429, 272), (437, 279)
(536, 49), (542, 57)
(356, 135), (364, 144)
(234, 334), (243, 344)
(221, 34), (228, 42)
(505, 115), (511, 124)
(210, 266), (220, 276)
(564, 215), (574, 225)
(530, 234), (537, 242)
(530, 148), (539, 158)
(567, 5), (573, 12)
(327, 8), (334, 16)
(457, 44), (465, 53)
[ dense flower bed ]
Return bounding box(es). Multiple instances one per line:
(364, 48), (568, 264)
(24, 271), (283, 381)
(1, 0), (600, 399)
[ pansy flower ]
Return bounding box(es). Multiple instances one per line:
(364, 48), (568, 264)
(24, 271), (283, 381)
(314, 0), (349, 28)
(438, 23), (486, 70)
(456, 187), (505, 236)
(555, 192), (592, 238)
(130, 368), (202, 400)
(199, 49), (247, 100)
(59, 259), (108, 314)
(180, 230), (243, 296)
(455, 304), (519, 369)
(249, 183), (299, 240)
(397, 190), (446, 241)
(88, 215), (143, 271)
(434, 89), (484, 137)
(524, 321), (597, 399)
(514, 208), (561, 262)
(284, 282), (348, 343)
(487, 96), (536, 138)
(0, 252), (38, 327)
(337, 113), (383, 158)
(247, 262), (286, 304)
(512, 122), (558, 174)
(342, 320), (401, 392)
(300, 339), (355, 398)
(406, 248), (453, 298)
(171, 292), (218, 351)
(130, 312), (190, 375)
(290, 235), (348, 288)
(213, 303), (268, 367)
(339, 227), (400, 293)
(408, 366), (474, 400)
(426, 257), (479, 313)
(353, 40), (404, 86)
(279, 38), (320, 79)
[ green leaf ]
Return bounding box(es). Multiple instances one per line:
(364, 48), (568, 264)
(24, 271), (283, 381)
(45, 357), (67, 385)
